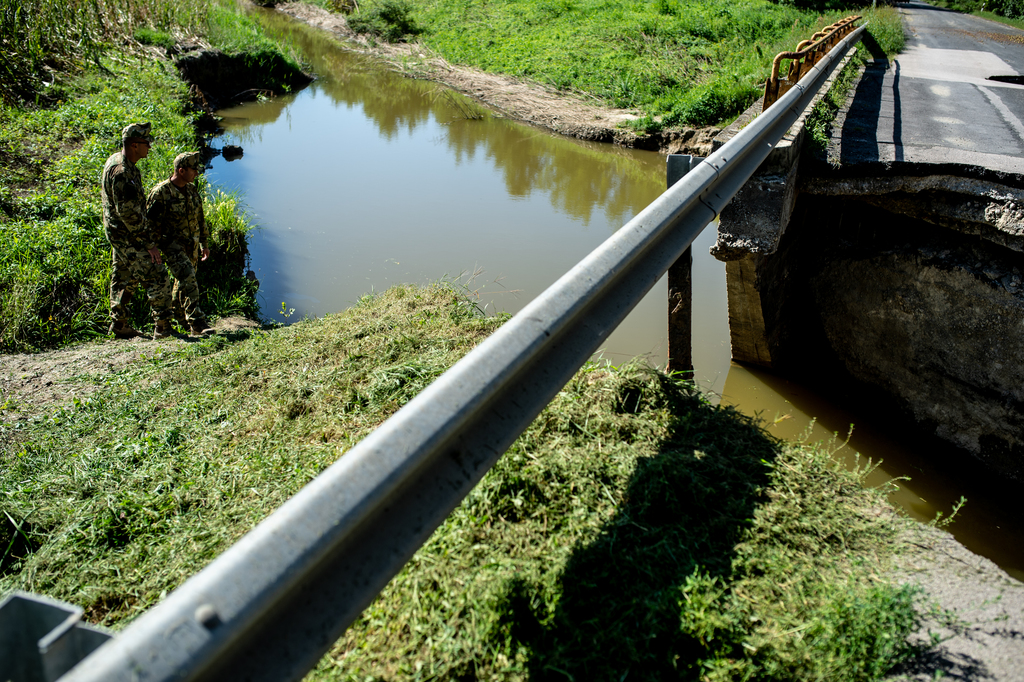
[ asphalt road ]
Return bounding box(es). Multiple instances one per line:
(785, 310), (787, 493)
(836, 5), (1024, 680)
(839, 0), (1024, 175)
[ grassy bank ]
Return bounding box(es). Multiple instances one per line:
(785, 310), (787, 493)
(0, 59), (259, 352)
(1, 284), (933, 680)
(332, 0), (905, 129)
(0, 0), (317, 352)
(804, 5), (906, 156)
(929, 0), (1024, 27)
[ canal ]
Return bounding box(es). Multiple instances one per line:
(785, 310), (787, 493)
(206, 8), (1024, 581)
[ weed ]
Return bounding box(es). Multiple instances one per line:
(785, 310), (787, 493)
(348, 0), (423, 42)
(804, 6), (905, 159)
(134, 27), (177, 51)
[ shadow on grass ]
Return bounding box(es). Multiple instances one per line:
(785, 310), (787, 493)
(493, 374), (780, 680)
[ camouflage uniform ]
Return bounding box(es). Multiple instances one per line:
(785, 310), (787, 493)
(146, 152), (211, 329)
(100, 123), (172, 326)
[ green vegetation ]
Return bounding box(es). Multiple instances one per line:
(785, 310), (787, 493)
(332, 0), (899, 128)
(322, 354), (926, 680)
(205, 0), (309, 80)
(0, 58), (259, 352)
(805, 6), (906, 157)
(929, 0), (1024, 28)
(0, 0), (207, 106)
(937, 0), (1024, 20)
(0, 284), (932, 680)
(0, 0), (320, 352)
(0, 3), (929, 675)
(348, 0), (423, 42)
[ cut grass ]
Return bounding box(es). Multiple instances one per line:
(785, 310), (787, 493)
(1, 284), (931, 680)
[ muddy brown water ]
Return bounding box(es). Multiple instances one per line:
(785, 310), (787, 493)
(208, 10), (1024, 581)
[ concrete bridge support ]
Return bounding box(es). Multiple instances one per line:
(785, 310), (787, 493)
(713, 106), (1024, 484)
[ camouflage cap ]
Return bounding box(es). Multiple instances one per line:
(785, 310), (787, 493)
(122, 122), (154, 144)
(173, 151), (205, 173)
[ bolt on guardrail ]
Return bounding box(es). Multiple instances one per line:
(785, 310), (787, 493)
(763, 15), (862, 109)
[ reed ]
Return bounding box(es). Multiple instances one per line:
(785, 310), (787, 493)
(0, 0), (207, 104)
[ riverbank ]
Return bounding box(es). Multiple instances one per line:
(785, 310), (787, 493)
(269, 0), (905, 153)
(273, 1), (718, 153)
(2, 285), (1024, 679)
(0, 282), (946, 680)
(0, 0), (319, 352)
(4, 1), (1023, 678)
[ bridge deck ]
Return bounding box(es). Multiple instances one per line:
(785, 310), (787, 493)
(832, 0), (1024, 178)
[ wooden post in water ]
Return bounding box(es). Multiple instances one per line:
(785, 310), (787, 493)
(666, 155), (700, 376)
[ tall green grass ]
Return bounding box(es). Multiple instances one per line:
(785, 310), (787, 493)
(0, 0), (207, 104)
(338, 0), (889, 127)
(0, 0), (321, 351)
(0, 284), (931, 679)
(0, 57), (258, 352)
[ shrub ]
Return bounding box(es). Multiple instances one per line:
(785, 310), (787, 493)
(348, 0), (422, 42)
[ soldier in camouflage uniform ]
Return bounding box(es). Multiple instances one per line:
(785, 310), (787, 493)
(147, 151), (215, 336)
(101, 122), (175, 340)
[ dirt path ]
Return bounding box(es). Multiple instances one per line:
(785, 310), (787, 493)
(0, 317), (258, 422)
(273, 1), (717, 156)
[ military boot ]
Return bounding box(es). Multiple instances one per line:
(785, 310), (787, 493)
(189, 318), (215, 336)
(173, 308), (189, 333)
(110, 319), (141, 339)
(153, 319), (175, 340)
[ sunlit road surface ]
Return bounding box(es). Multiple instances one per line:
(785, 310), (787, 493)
(837, 0), (1024, 174)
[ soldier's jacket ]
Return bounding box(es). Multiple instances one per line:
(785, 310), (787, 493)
(146, 179), (209, 261)
(101, 151), (160, 250)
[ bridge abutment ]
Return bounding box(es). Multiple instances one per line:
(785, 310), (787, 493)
(713, 95), (1024, 482)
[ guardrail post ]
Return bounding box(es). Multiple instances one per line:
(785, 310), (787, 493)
(0, 592), (111, 682)
(666, 154), (702, 375)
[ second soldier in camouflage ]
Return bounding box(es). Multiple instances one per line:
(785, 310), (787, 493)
(147, 151), (215, 336)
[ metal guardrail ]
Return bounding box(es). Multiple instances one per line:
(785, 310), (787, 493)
(53, 22), (867, 682)
(763, 15), (863, 109)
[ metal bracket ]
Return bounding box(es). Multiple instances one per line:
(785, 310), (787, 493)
(0, 592), (111, 682)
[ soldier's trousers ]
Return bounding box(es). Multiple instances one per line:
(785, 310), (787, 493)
(163, 245), (206, 323)
(110, 245), (173, 322)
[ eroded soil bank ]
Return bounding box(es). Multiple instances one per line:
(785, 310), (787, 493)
(272, 1), (718, 155)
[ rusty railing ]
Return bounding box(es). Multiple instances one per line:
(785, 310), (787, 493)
(763, 15), (862, 109)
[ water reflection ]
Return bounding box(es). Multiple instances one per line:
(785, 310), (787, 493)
(208, 8), (720, 381)
(208, 7), (1023, 580)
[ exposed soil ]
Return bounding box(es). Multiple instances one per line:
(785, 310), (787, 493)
(272, 1), (717, 156)
(0, 316), (259, 422)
